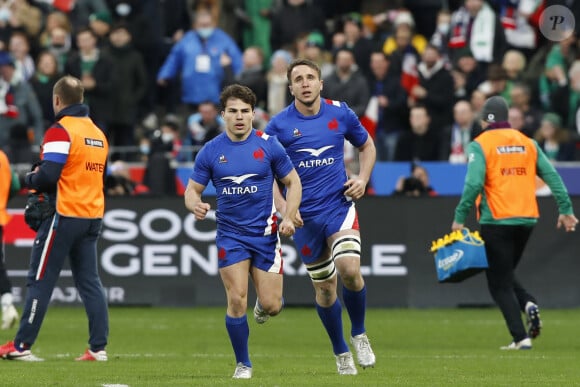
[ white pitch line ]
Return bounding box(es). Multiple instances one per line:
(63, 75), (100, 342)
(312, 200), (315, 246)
(8, 270), (73, 277)
(53, 352), (578, 361)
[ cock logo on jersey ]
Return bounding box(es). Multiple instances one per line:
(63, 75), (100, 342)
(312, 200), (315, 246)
(327, 118), (339, 130)
(253, 148), (265, 161)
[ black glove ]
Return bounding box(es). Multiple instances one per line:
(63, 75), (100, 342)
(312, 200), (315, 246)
(24, 192), (55, 232)
(30, 161), (41, 171)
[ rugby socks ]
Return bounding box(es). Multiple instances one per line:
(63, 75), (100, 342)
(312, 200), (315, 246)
(343, 285), (367, 337)
(225, 314), (251, 367)
(316, 299), (349, 355)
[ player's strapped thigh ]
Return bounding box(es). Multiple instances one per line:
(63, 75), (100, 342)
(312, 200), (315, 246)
(331, 234), (361, 261)
(305, 256), (337, 282)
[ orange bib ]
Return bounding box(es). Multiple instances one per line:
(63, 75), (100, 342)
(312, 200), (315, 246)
(55, 116), (108, 218)
(475, 129), (539, 219)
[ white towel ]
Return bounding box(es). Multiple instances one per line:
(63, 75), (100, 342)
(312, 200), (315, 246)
(0, 79), (9, 115)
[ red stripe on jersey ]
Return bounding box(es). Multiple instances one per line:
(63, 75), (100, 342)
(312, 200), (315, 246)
(42, 126), (70, 144)
(324, 98), (333, 104)
(278, 251), (284, 274)
(352, 212), (360, 231)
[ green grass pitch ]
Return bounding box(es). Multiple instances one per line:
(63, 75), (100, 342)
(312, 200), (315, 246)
(1, 306), (579, 386)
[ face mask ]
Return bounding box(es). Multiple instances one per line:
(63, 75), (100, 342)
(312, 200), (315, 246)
(161, 133), (174, 143)
(140, 144), (150, 154)
(116, 3), (131, 17)
(197, 27), (214, 39)
(438, 23), (450, 35)
(0, 8), (10, 22)
(37, 74), (50, 83)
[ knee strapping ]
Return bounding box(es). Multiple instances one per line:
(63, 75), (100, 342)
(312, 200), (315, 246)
(331, 235), (361, 261)
(306, 257), (336, 282)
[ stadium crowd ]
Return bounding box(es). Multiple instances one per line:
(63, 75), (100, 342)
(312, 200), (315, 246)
(1, 0), (580, 196)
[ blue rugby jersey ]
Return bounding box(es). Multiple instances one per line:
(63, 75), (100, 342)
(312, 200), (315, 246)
(265, 99), (368, 217)
(191, 130), (294, 236)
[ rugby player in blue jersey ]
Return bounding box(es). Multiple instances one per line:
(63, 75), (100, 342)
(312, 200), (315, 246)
(265, 59), (377, 375)
(184, 84), (302, 379)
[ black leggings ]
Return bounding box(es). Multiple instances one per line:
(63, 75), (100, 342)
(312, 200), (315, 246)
(480, 224), (537, 342)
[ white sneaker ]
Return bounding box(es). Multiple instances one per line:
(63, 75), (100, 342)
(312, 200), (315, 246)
(1, 304), (19, 330)
(335, 352), (357, 375)
(253, 299), (269, 324)
(350, 333), (376, 368)
(0, 341), (44, 361)
(500, 337), (532, 350)
(10, 352), (44, 362)
(76, 349), (108, 361)
(232, 362), (252, 379)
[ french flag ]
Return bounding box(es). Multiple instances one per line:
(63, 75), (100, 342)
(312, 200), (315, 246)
(501, 6), (517, 30)
(360, 96), (378, 139)
(401, 52), (419, 99)
(41, 127), (71, 164)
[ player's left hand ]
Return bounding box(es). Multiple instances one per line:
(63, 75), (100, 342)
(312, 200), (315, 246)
(344, 178), (367, 200)
(291, 210), (304, 228)
(451, 221), (463, 231)
(557, 214), (578, 232)
(279, 219), (295, 237)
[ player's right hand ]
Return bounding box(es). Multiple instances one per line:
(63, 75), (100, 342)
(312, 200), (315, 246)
(279, 219), (295, 237)
(193, 202), (211, 220)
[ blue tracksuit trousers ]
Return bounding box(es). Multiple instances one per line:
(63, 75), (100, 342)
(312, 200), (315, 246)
(15, 213), (109, 351)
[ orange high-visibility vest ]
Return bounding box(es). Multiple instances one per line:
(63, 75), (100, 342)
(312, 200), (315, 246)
(55, 116), (108, 218)
(0, 150), (11, 226)
(475, 128), (539, 220)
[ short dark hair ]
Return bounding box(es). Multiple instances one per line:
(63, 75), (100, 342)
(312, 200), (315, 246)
(410, 104), (429, 115)
(199, 100), (218, 109)
(75, 26), (97, 39)
(219, 84), (256, 110)
(110, 22), (131, 34)
(333, 47), (355, 63)
(286, 58), (321, 83)
(511, 82), (530, 95)
(424, 43), (441, 55)
(487, 63), (507, 81)
(53, 75), (84, 106)
(370, 50), (389, 61)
